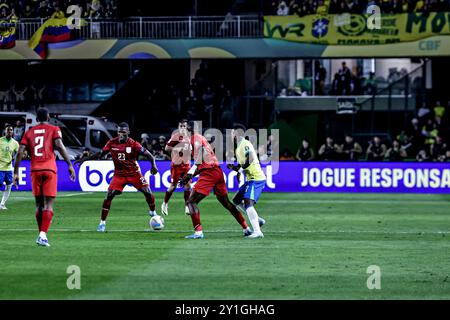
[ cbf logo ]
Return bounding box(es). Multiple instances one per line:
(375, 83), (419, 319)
(312, 18), (329, 38)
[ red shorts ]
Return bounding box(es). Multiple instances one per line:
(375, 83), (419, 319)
(194, 166), (228, 197)
(109, 173), (148, 192)
(31, 170), (57, 198)
(170, 164), (190, 185)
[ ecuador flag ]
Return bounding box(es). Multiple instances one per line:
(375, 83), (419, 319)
(0, 21), (16, 49)
(28, 13), (74, 59)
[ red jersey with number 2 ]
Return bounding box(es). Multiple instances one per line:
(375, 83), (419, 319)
(20, 123), (61, 173)
(102, 137), (144, 176)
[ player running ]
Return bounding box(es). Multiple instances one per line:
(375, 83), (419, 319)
(227, 124), (266, 238)
(161, 119), (191, 216)
(75, 122), (159, 232)
(13, 108), (76, 247)
(0, 124), (19, 210)
(180, 121), (251, 239)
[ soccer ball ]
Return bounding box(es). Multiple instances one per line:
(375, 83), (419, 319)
(150, 215), (165, 230)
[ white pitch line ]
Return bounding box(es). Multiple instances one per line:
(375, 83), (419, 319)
(0, 228), (448, 235)
(9, 192), (93, 201)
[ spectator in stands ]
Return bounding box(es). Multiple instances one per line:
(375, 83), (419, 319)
(202, 86), (215, 127)
(385, 139), (407, 161)
(416, 149), (430, 162)
(340, 134), (362, 161)
(0, 79), (11, 112)
(421, 118), (438, 145)
(433, 100), (445, 120)
(338, 61), (351, 95)
(12, 82), (28, 112)
(430, 135), (447, 161)
(417, 102), (431, 124)
(318, 136), (339, 161)
(184, 89), (199, 120)
(155, 149), (170, 161)
(13, 120), (24, 141)
(330, 73), (340, 95)
(314, 61), (326, 95)
(296, 138), (315, 161)
(140, 133), (151, 156)
(76, 147), (93, 161)
(23, 4), (35, 18)
(280, 148), (295, 160)
(366, 136), (387, 161)
(351, 66), (363, 95)
(31, 81), (46, 111)
(219, 89), (235, 130)
(277, 1), (289, 15)
(406, 117), (424, 155)
(158, 135), (167, 152)
(364, 72), (377, 95)
(150, 138), (160, 155)
(441, 150), (450, 162)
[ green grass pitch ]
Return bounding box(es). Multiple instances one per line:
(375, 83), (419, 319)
(0, 191), (449, 299)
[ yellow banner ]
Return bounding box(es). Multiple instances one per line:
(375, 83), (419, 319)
(264, 12), (450, 45)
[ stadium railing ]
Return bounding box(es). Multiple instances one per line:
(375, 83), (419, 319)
(352, 61), (427, 137)
(13, 16), (263, 40)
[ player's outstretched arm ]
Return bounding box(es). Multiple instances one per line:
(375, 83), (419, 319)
(142, 149), (158, 175)
(54, 138), (76, 181)
(13, 145), (26, 188)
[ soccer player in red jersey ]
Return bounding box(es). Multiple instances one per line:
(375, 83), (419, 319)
(76, 122), (159, 232)
(161, 119), (191, 216)
(180, 121), (251, 239)
(13, 108), (76, 247)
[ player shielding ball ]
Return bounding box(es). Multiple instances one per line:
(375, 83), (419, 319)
(76, 122), (159, 232)
(13, 108), (76, 247)
(161, 119), (191, 215)
(228, 124), (266, 238)
(0, 124), (19, 210)
(180, 121), (252, 239)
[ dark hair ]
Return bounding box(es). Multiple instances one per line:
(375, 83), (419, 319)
(302, 138), (310, 144)
(36, 107), (49, 122)
(4, 123), (12, 129)
(118, 122), (129, 129)
(179, 119), (188, 124)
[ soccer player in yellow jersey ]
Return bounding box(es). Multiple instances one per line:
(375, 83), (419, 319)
(0, 124), (19, 210)
(228, 124), (266, 238)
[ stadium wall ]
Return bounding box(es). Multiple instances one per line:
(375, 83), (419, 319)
(12, 160), (450, 194)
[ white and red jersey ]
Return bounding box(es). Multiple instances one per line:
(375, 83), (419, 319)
(102, 137), (144, 176)
(190, 133), (219, 171)
(166, 130), (191, 167)
(20, 123), (61, 173)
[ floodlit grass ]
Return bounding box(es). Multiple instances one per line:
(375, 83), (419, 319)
(0, 192), (449, 299)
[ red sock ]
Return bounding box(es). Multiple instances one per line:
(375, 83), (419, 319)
(191, 212), (202, 231)
(230, 207), (249, 229)
(35, 209), (43, 231)
(40, 210), (53, 233)
(164, 189), (174, 203)
(184, 190), (190, 203)
(145, 193), (156, 211)
(101, 199), (112, 221)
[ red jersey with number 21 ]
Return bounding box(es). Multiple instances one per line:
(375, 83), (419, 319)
(20, 123), (61, 173)
(102, 137), (144, 176)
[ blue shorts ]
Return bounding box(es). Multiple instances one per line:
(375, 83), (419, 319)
(234, 180), (265, 203)
(0, 171), (13, 186)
